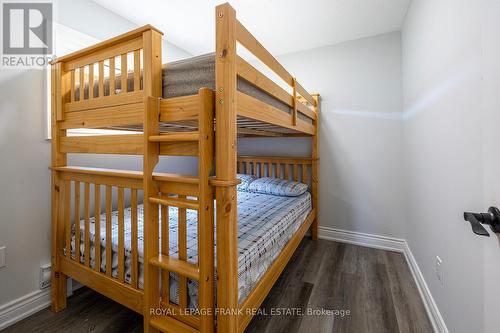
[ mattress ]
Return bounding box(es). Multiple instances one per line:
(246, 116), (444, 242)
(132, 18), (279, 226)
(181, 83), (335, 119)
(163, 53), (291, 114)
(70, 190), (312, 307)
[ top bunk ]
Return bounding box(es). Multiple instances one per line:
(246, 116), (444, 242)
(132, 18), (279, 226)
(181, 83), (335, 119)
(51, 7), (318, 144)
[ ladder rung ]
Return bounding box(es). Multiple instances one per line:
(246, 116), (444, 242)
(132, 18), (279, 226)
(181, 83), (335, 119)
(150, 315), (198, 333)
(149, 255), (200, 281)
(149, 195), (199, 210)
(149, 132), (199, 142)
(153, 173), (199, 184)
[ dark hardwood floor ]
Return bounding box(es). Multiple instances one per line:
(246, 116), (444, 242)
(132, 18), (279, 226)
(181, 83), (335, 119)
(2, 239), (433, 333)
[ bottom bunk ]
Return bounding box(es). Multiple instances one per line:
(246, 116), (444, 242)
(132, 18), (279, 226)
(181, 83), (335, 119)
(68, 184), (312, 308)
(52, 155), (317, 332)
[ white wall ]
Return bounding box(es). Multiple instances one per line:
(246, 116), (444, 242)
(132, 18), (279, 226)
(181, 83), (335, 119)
(239, 32), (405, 238)
(480, 1), (500, 331)
(0, 0), (191, 308)
(402, 0), (500, 332)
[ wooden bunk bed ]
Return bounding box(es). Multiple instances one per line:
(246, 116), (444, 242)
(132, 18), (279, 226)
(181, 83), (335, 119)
(50, 3), (319, 333)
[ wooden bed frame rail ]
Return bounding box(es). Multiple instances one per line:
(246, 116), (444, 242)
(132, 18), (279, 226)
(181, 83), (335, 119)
(51, 3), (319, 333)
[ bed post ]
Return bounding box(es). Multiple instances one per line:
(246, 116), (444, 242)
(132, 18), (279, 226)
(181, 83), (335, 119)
(215, 3), (239, 333)
(142, 29), (163, 333)
(198, 88), (216, 333)
(51, 62), (68, 312)
(311, 94), (320, 240)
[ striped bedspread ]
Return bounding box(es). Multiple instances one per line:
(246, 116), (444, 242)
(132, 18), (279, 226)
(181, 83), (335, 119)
(71, 190), (312, 307)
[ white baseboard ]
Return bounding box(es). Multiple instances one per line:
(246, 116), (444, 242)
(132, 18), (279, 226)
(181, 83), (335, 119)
(318, 226), (406, 252)
(0, 289), (51, 331)
(0, 278), (83, 330)
(403, 241), (449, 333)
(318, 226), (448, 333)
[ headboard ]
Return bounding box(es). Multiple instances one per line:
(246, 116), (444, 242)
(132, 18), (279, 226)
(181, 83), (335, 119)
(237, 156), (312, 186)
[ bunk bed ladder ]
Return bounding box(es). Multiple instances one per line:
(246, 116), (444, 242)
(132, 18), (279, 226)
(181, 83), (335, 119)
(144, 88), (215, 333)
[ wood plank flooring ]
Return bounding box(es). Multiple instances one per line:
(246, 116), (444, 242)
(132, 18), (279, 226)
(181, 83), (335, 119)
(1, 239), (433, 333)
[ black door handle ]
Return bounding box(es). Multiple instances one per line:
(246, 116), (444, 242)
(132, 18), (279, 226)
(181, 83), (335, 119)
(463, 207), (500, 237)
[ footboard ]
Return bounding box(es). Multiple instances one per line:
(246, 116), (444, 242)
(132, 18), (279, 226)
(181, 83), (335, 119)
(51, 167), (145, 312)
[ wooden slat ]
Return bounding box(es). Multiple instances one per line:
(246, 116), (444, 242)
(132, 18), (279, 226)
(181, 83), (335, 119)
(105, 185), (112, 277)
(54, 166), (142, 178)
(149, 132), (199, 142)
(178, 194), (188, 309)
(57, 169), (143, 190)
(158, 182), (199, 198)
(295, 80), (316, 106)
(236, 19), (293, 86)
(160, 204), (169, 301)
(159, 141), (199, 156)
(153, 173), (199, 184)
(197, 88), (215, 332)
(131, 189), (139, 288)
(88, 64), (94, 99)
(59, 257), (143, 314)
(60, 102), (143, 130)
(159, 94), (199, 122)
(121, 53), (127, 93)
(74, 181), (81, 263)
(64, 180), (71, 259)
(60, 134), (143, 155)
(293, 164), (298, 181)
(235, 19), (316, 107)
(84, 183), (91, 267)
(296, 100), (317, 121)
(79, 67), (85, 101)
(237, 127), (283, 137)
(70, 70), (75, 103)
(236, 56), (292, 107)
(52, 25), (161, 64)
(237, 91), (314, 135)
(149, 196), (199, 210)
(109, 57), (116, 96)
(64, 37), (143, 71)
(98, 61), (104, 97)
(54, 166), (202, 190)
(118, 187), (125, 282)
(134, 49), (141, 91)
(149, 255), (199, 281)
(237, 156), (313, 165)
(64, 90), (143, 113)
(94, 184), (101, 272)
(302, 164), (308, 184)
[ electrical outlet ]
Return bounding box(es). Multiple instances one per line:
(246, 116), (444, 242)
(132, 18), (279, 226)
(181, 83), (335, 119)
(436, 256), (444, 286)
(40, 264), (51, 289)
(0, 246), (5, 268)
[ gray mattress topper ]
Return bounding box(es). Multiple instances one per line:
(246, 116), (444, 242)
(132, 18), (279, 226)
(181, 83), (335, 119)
(162, 53), (291, 114)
